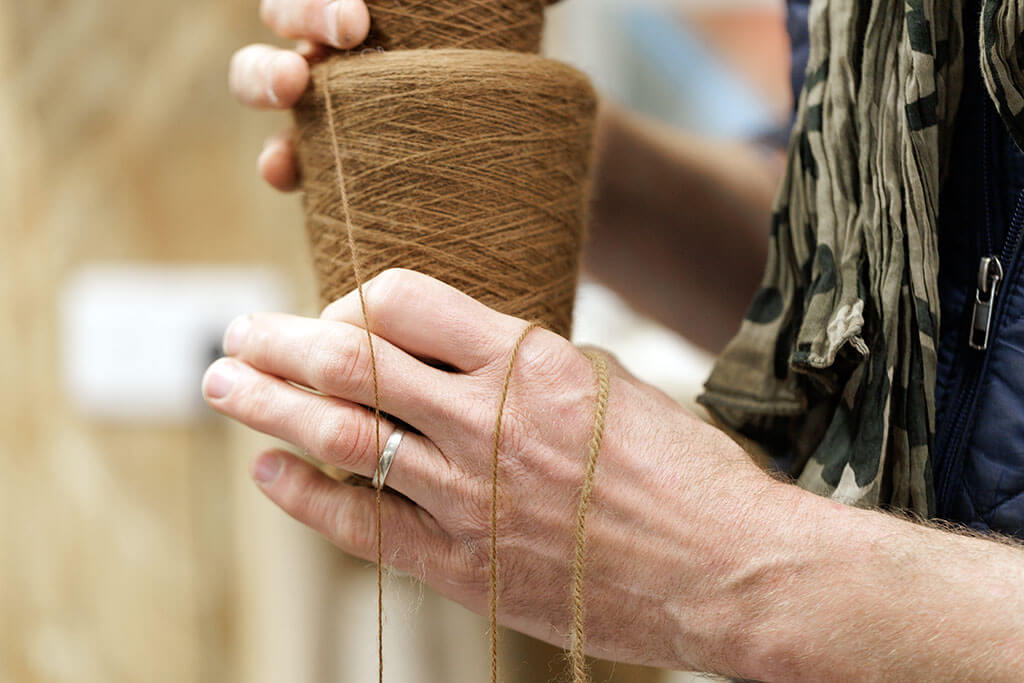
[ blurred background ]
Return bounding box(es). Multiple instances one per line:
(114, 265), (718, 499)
(0, 0), (789, 681)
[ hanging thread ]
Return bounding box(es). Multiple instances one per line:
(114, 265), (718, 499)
(489, 321), (541, 683)
(569, 351), (610, 683)
(319, 64), (386, 683)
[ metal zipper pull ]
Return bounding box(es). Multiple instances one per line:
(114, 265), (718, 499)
(969, 255), (1004, 350)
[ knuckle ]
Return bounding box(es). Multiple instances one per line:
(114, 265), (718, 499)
(305, 490), (340, 534)
(450, 501), (490, 546)
(319, 329), (371, 392)
(279, 467), (371, 554)
(319, 298), (342, 319)
(333, 494), (376, 553)
(366, 267), (418, 309)
(314, 410), (350, 462)
(445, 495), (495, 568)
(443, 513), (529, 607)
(280, 465), (321, 518)
(447, 534), (490, 595)
(493, 407), (535, 477)
(514, 330), (585, 388)
(315, 406), (374, 469)
(309, 492), (348, 541)
(242, 378), (278, 423)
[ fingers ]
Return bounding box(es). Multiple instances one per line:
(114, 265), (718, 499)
(229, 45), (304, 191)
(251, 449), (456, 579)
(321, 269), (530, 373)
(229, 44), (309, 110)
(203, 358), (443, 504)
(259, 0), (370, 49)
(258, 129), (300, 191)
(221, 311), (465, 432)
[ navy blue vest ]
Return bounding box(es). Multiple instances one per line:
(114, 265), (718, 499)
(785, 0), (1024, 538)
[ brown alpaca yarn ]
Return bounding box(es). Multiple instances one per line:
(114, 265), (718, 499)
(293, 49), (597, 338)
(361, 0), (546, 52)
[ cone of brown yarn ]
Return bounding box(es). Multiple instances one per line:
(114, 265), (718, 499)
(293, 49), (597, 338)
(361, 0), (545, 52)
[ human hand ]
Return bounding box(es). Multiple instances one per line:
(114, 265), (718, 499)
(228, 0), (371, 191)
(201, 269), (791, 673)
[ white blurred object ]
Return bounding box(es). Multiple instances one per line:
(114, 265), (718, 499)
(573, 281), (713, 404)
(59, 264), (290, 422)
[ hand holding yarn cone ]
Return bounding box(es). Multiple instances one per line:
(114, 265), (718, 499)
(290, 3), (602, 682)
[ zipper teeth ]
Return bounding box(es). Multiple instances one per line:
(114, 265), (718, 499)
(936, 95), (997, 514)
(939, 105), (993, 513)
(935, 1), (1011, 519)
(983, 103), (995, 255)
(940, 356), (982, 514)
(1001, 194), (1024, 262)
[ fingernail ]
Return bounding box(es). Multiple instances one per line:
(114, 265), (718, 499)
(223, 314), (251, 355)
(203, 359), (238, 400)
(253, 452), (283, 486)
(265, 53), (288, 107)
(324, 0), (343, 47)
(258, 141), (274, 170)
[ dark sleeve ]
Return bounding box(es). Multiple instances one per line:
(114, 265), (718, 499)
(786, 0), (811, 111)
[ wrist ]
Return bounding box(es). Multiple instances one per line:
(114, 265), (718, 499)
(653, 466), (828, 678)
(722, 485), (1024, 682)
(714, 481), (853, 681)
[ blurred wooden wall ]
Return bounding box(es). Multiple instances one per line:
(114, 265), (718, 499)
(0, 1), (329, 680)
(0, 1), (680, 682)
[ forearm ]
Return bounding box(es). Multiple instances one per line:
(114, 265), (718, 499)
(728, 486), (1024, 681)
(585, 104), (781, 352)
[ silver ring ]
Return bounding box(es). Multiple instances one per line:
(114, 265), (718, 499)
(372, 428), (406, 488)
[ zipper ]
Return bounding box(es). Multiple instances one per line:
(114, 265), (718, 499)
(969, 100), (1003, 352)
(982, 92), (995, 255)
(930, 0), (1024, 519)
(936, 188), (1024, 516)
(934, 82), (1024, 517)
(968, 256), (1004, 350)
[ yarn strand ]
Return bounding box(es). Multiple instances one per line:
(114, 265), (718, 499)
(489, 321), (540, 683)
(569, 351), (611, 683)
(320, 67), (386, 683)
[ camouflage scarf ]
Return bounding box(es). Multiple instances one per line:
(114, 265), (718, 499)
(699, 0), (1024, 515)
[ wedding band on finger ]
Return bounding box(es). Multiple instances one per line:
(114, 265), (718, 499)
(372, 427), (406, 489)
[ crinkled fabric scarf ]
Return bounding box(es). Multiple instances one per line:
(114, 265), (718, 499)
(700, 0), (1024, 514)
